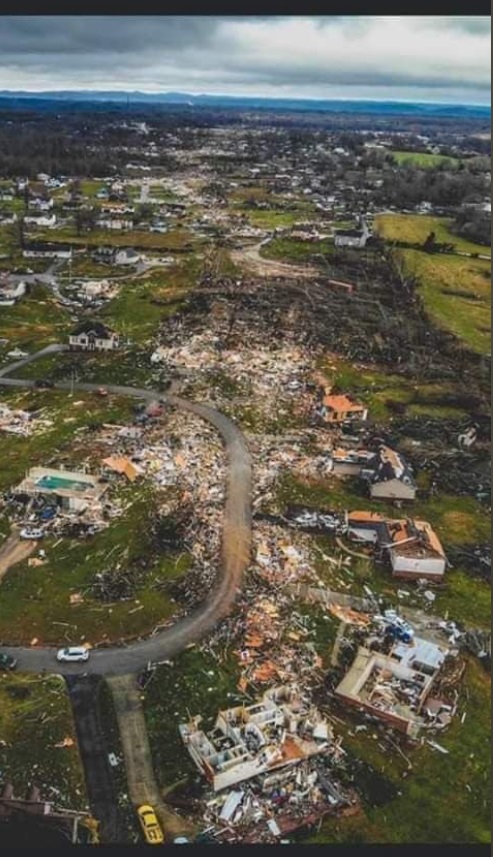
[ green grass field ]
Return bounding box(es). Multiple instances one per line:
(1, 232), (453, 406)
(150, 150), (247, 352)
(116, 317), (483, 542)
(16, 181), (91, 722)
(391, 150), (460, 168)
(376, 213), (490, 256)
(376, 215), (491, 354)
(0, 283), (73, 355)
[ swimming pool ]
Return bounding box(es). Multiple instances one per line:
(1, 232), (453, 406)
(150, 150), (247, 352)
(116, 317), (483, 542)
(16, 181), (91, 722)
(36, 475), (92, 492)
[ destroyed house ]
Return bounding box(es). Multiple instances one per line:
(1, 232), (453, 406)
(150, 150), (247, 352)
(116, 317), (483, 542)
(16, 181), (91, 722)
(69, 321), (119, 351)
(380, 518), (447, 580)
(335, 637), (448, 738)
(321, 394), (368, 424)
(360, 445), (417, 500)
(14, 466), (108, 512)
(330, 447), (374, 475)
(179, 686), (333, 792)
(347, 510), (387, 543)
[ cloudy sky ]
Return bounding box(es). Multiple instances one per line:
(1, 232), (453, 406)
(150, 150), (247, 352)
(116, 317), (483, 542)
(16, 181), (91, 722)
(0, 16), (490, 104)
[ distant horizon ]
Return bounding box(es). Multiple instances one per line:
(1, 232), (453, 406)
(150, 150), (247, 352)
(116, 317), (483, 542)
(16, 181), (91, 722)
(0, 88), (490, 109)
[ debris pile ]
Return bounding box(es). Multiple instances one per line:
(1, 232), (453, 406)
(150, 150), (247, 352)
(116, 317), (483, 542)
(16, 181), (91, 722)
(332, 611), (465, 739)
(0, 403), (54, 437)
(179, 684), (357, 843)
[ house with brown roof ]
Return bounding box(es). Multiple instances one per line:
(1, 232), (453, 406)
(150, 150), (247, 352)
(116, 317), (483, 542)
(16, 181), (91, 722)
(321, 394), (368, 424)
(347, 512), (447, 580)
(381, 518), (447, 580)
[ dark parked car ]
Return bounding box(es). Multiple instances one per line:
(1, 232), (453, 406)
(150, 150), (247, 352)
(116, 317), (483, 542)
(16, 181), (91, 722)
(34, 379), (55, 388)
(0, 653), (17, 671)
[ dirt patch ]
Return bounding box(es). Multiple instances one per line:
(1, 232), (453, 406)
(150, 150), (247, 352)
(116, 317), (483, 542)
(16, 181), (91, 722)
(0, 528), (36, 582)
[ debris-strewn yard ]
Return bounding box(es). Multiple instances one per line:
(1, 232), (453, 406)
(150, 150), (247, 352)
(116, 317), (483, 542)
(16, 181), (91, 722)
(0, 484), (190, 645)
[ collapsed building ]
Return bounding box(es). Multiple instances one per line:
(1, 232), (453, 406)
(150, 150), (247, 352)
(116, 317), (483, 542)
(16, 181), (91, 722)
(335, 634), (453, 739)
(180, 685), (334, 792)
(13, 466), (108, 513)
(360, 444), (417, 500)
(347, 512), (447, 581)
(179, 685), (356, 842)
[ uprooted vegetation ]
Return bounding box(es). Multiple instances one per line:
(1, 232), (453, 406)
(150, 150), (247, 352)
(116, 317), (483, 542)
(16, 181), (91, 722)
(156, 245), (490, 397)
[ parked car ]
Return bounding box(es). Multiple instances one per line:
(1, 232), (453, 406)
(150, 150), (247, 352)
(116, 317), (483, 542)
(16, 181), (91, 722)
(34, 379), (54, 388)
(56, 647), (89, 663)
(137, 805), (164, 845)
(0, 653), (17, 671)
(20, 527), (44, 540)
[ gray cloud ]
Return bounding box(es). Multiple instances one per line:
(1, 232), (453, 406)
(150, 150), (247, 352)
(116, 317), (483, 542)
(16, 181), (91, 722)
(0, 16), (489, 104)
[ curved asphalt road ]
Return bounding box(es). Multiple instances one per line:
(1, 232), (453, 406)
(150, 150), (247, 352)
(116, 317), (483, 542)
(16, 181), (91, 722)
(0, 344), (252, 675)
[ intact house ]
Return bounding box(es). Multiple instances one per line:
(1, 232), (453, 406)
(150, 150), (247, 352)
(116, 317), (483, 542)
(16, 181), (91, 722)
(347, 511), (447, 581)
(0, 211), (17, 226)
(14, 465), (108, 513)
(320, 394), (368, 425)
(24, 212), (57, 229)
(335, 636), (450, 738)
(179, 684), (334, 792)
(359, 444), (417, 500)
(334, 219), (371, 249)
(95, 217), (133, 231)
(28, 196), (54, 212)
(23, 242), (72, 260)
(0, 280), (27, 307)
(69, 321), (120, 351)
(113, 248), (140, 266)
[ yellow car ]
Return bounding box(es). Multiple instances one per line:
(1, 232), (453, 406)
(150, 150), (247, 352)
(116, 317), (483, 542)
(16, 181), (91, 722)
(137, 805), (165, 845)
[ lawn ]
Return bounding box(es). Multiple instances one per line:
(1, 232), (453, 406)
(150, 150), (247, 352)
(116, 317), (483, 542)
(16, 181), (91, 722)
(0, 387), (135, 492)
(390, 150), (460, 169)
(272, 472), (491, 628)
(238, 204), (319, 230)
(403, 251), (490, 354)
(0, 671), (87, 810)
(32, 226), (204, 252)
(80, 180), (106, 198)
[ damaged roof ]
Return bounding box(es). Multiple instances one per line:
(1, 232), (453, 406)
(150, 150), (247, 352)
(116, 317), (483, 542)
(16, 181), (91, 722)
(362, 444), (416, 487)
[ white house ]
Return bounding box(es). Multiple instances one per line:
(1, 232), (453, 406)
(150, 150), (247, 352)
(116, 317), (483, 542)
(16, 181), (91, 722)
(334, 218), (371, 249)
(69, 321), (120, 351)
(0, 280), (27, 306)
(0, 211), (17, 225)
(29, 196), (54, 212)
(23, 242), (72, 259)
(96, 218), (133, 231)
(360, 445), (417, 500)
(24, 212), (57, 228)
(113, 248), (140, 266)
(381, 519), (447, 580)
